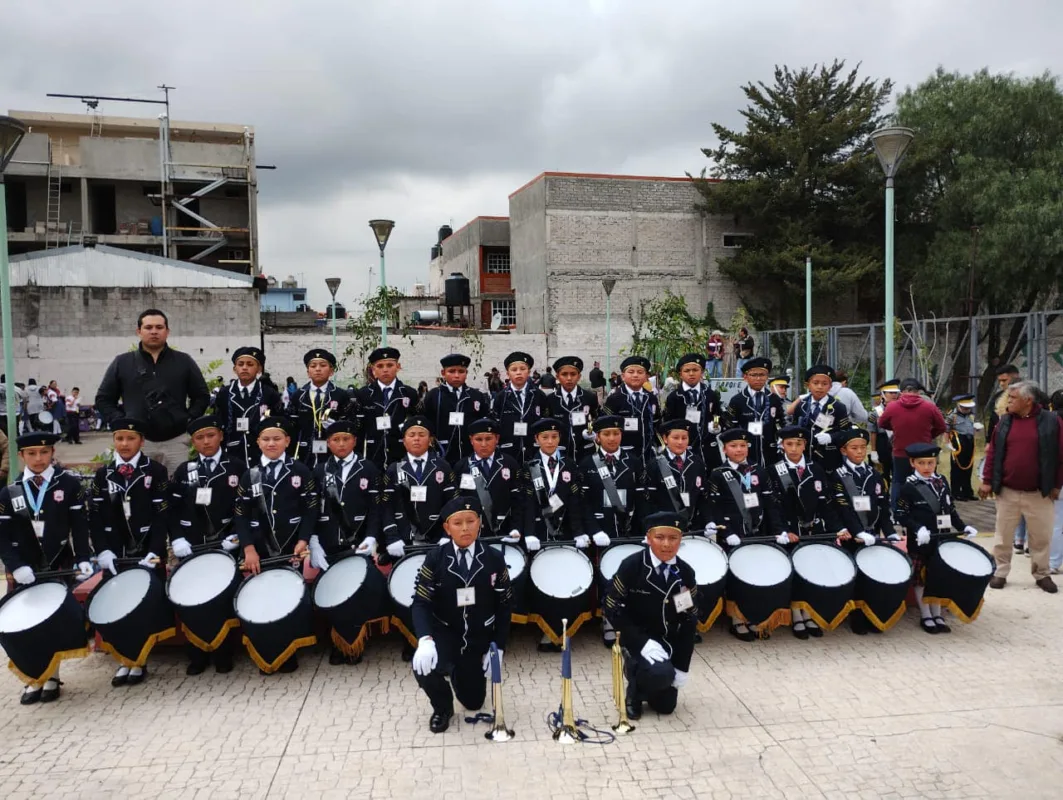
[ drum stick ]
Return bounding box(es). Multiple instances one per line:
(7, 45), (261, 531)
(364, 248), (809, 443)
(608, 536), (650, 545)
(115, 556), (161, 566)
(241, 552), (308, 570)
(32, 567), (83, 580)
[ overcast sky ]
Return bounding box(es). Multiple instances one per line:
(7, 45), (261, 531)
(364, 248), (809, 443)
(5, 1), (1061, 309)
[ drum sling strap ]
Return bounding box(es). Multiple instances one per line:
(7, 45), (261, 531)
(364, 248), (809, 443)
(7, 484), (48, 566)
(838, 471), (871, 533)
(655, 453), (690, 523)
(325, 469), (365, 547)
(106, 471), (139, 554)
(773, 462), (812, 530)
(913, 481), (950, 533)
(247, 467), (282, 557)
(471, 469), (497, 533)
(527, 460), (560, 540)
(185, 468), (221, 543)
(721, 471), (753, 536)
(592, 454), (631, 534)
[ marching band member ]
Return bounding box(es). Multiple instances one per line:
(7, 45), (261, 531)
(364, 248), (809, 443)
(945, 394), (981, 501)
(647, 418), (711, 532)
(868, 379), (900, 485)
(90, 418), (170, 686)
(604, 511), (699, 720)
(547, 355), (600, 464)
(410, 496), (513, 734)
(290, 348), (359, 471)
(169, 415), (243, 675)
(382, 416), (457, 552)
(896, 443), (978, 634)
(0, 431), (93, 704)
(455, 417), (530, 546)
(421, 354), (490, 465)
(787, 364), (851, 471)
(769, 374), (791, 405)
(357, 347), (420, 470)
(724, 357), (784, 467)
(663, 353), (723, 471)
(603, 355), (661, 458)
(213, 346), (283, 471)
(490, 351), (550, 464)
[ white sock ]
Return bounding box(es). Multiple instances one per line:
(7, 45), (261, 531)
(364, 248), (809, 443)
(114, 666), (130, 677)
(929, 603), (942, 618)
(791, 607), (806, 624)
(130, 666), (143, 676)
(732, 615), (748, 629)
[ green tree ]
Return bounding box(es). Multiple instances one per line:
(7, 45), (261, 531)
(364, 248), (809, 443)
(626, 291), (721, 376)
(341, 287), (413, 382)
(693, 60), (893, 327)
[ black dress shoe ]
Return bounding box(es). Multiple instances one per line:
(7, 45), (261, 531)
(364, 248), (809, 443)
(792, 622), (809, 640)
(401, 643), (415, 662)
(126, 667), (148, 686)
(329, 646), (347, 665)
(933, 616), (952, 633)
(625, 700), (642, 720)
(214, 653), (234, 675)
(920, 617), (939, 634)
(40, 680), (61, 703)
(186, 659), (208, 676)
(278, 656), (299, 673)
(806, 622), (824, 639)
(111, 671), (129, 687)
(20, 687), (42, 705)
(429, 710), (453, 733)
(850, 615), (870, 636)
(693, 632), (703, 644)
(729, 624), (756, 642)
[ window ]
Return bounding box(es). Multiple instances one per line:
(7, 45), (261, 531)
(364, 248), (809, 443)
(491, 299), (516, 327)
(486, 252), (510, 273)
(722, 233), (752, 248)
(293, 292), (305, 301)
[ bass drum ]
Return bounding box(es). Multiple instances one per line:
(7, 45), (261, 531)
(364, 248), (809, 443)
(853, 543), (913, 631)
(0, 581), (89, 688)
(490, 543), (528, 624)
(725, 542), (792, 632)
(527, 546), (595, 645)
(678, 536), (729, 631)
(167, 551), (241, 652)
(87, 568), (176, 667)
(598, 542), (645, 604)
(387, 553), (426, 647)
(790, 542), (857, 630)
(313, 552), (387, 657)
(234, 567), (316, 673)
(923, 539), (995, 623)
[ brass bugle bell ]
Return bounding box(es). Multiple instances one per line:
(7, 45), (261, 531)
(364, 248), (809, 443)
(611, 631), (635, 734)
(485, 642), (514, 742)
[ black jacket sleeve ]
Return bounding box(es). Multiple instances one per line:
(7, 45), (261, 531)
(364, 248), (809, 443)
(94, 355), (124, 423)
(185, 354), (211, 420)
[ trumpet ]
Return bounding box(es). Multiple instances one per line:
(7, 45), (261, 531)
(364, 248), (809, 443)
(484, 643), (514, 742)
(611, 631), (635, 734)
(553, 617), (580, 744)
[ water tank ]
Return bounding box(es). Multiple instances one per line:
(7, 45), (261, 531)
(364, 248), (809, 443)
(412, 310), (441, 324)
(430, 244), (442, 260)
(281, 274), (298, 288)
(413, 283), (426, 297)
(438, 225), (453, 243)
(265, 275), (278, 288)
(444, 272), (470, 307)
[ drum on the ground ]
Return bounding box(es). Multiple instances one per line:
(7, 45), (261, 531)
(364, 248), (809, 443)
(387, 552), (426, 646)
(167, 551), (241, 652)
(233, 567), (316, 673)
(791, 542), (857, 630)
(312, 552), (387, 656)
(490, 543), (528, 623)
(527, 545), (595, 645)
(725, 542), (792, 631)
(0, 581), (89, 687)
(923, 539), (994, 623)
(679, 536), (729, 631)
(853, 543), (913, 631)
(87, 568), (175, 667)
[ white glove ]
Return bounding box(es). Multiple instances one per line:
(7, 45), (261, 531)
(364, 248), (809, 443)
(386, 540), (406, 558)
(963, 525), (978, 540)
(411, 637), (438, 676)
(501, 529), (522, 544)
(726, 534), (741, 547)
(870, 451), (880, 464)
(171, 537), (193, 559)
(704, 522), (717, 537)
(946, 443), (956, 452)
(355, 536), (378, 555)
(573, 534), (590, 549)
(887, 532), (902, 542)
(592, 531), (611, 547)
(856, 533), (876, 547)
(221, 535), (240, 552)
(973, 422), (984, 431)
(775, 532), (791, 545)
(12, 566), (35, 585)
(76, 561), (94, 582)
(138, 552), (158, 568)
(814, 432), (832, 445)
(916, 526), (931, 546)
(581, 429), (595, 440)
(524, 535), (541, 552)
(437, 537), (451, 546)
(96, 549), (118, 575)
(706, 420), (720, 434)
(672, 669), (689, 689)
(482, 648), (504, 676)
(308, 535), (329, 571)
(640, 639), (668, 665)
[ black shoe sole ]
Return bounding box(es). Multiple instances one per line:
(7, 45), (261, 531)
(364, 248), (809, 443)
(20, 690), (42, 705)
(40, 688), (60, 703)
(110, 675), (129, 687)
(429, 712), (453, 733)
(806, 626), (824, 638)
(126, 669), (148, 686)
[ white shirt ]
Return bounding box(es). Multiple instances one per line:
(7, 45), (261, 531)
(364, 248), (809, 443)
(648, 551), (678, 569)
(727, 460), (745, 471)
(681, 381), (701, 394)
(115, 452), (142, 469)
(234, 378), (260, 398)
(452, 541), (475, 571)
(784, 457), (807, 470)
(845, 459), (866, 473)
(198, 453), (221, 472)
(378, 380), (398, 394)
(22, 465), (55, 485)
(334, 453), (357, 482)
(66, 395), (81, 413)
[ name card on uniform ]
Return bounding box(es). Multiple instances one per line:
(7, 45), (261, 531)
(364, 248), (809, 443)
(673, 588), (693, 612)
(814, 413), (834, 430)
(376, 416), (392, 431)
(549, 494), (564, 510)
(122, 500), (132, 519)
(936, 514), (951, 530)
(570, 411), (587, 427)
(747, 421), (763, 436)
(236, 417), (250, 432)
(624, 418), (639, 431)
(853, 495), (872, 512)
(196, 487), (213, 505)
(456, 587), (476, 607)
(685, 408), (702, 424)
(742, 493), (759, 509)
(448, 412), (465, 427)
(680, 492), (690, 507)
(410, 485), (428, 503)
(512, 422), (528, 437)
(312, 440), (328, 454)
(31, 520), (45, 539)
(460, 474), (477, 490)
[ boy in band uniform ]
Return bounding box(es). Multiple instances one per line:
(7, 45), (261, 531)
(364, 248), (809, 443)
(382, 416), (457, 552)
(547, 356), (600, 464)
(787, 364), (851, 471)
(604, 355), (661, 458)
(0, 431), (93, 704)
(410, 496), (513, 734)
(527, 418), (584, 550)
(357, 347), (420, 470)
(945, 394), (982, 501)
(213, 346), (283, 471)
(769, 375), (791, 404)
(490, 351), (550, 464)
(724, 357), (784, 467)
(455, 417), (530, 546)
(290, 348), (359, 471)
(421, 354), (490, 465)
(647, 419), (711, 533)
(663, 353), (723, 471)
(868, 379), (900, 485)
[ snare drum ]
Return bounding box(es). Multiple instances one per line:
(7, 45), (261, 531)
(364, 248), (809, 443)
(87, 568), (176, 667)
(490, 543), (528, 623)
(313, 553), (387, 656)
(527, 546), (595, 645)
(387, 552), (426, 646)
(853, 543), (913, 631)
(0, 582), (89, 687)
(234, 567), (316, 673)
(598, 542), (644, 599)
(725, 543), (793, 631)
(678, 536), (729, 631)
(167, 551), (241, 652)
(790, 542), (857, 630)
(923, 539), (994, 622)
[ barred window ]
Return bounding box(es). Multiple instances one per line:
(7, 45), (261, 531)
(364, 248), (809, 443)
(491, 299), (516, 327)
(486, 252), (511, 273)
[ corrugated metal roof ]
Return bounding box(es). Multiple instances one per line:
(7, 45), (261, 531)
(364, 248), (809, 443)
(8, 246), (254, 289)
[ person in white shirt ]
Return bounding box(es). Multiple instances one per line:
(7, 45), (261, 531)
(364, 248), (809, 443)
(63, 388), (82, 444)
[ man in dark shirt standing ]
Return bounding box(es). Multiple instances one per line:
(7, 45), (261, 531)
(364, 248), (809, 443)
(95, 309), (210, 474)
(589, 361), (606, 405)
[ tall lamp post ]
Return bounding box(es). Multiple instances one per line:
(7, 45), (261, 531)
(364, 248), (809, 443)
(870, 126), (915, 379)
(0, 116), (27, 473)
(602, 278), (616, 378)
(368, 219), (395, 345)
(325, 277), (341, 358)
(805, 255), (812, 375)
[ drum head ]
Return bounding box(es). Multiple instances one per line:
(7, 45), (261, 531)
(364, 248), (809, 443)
(0, 583), (68, 634)
(169, 552), (236, 607)
(530, 547), (594, 599)
(490, 543), (527, 580)
(88, 570), (151, 625)
(678, 537), (729, 585)
(315, 556), (370, 609)
(728, 544), (791, 587)
(600, 544), (643, 582)
(388, 554), (426, 609)
(235, 569), (305, 624)
(855, 545), (911, 585)
(792, 544), (856, 588)
(938, 540), (993, 577)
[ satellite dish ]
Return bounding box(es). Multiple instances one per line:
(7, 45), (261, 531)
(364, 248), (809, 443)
(490, 313), (503, 331)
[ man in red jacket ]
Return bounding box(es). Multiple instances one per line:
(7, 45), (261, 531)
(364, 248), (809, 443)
(878, 379), (947, 510)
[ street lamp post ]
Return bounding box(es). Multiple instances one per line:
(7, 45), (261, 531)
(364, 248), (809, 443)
(0, 116), (28, 473)
(870, 126), (915, 379)
(805, 255), (812, 375)
(325, 277), (341, 358)
(602, 278), (616, 378)
(368, 219), (395, 345)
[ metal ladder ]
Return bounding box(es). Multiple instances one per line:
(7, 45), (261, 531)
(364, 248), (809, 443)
(45, 140), (63, 249)
(90, 112), (103, 138)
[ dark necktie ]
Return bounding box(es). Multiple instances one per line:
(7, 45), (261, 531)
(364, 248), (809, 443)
(31, 474), (44, 489)
(476, 459), (490, 479)
(117, 464), (134, 480)
(674, 456), (684, 471)
(809, 401), (820, 422)
(241, 387), (250, 402)
(268, 461), (281, 482)
(753, 392), (763, 414)
(457, 547), (472, 578)
(547, 456), (558, 471)
(413, 458), (425, 481)
(202, 459), (214, 477)
(687, 389), (698, 405)
(605, 454), (616, 472)
(797, 465), (805, 480)
(658, 563), (673, 581)
(931, 476), (944, 493)
(383, 386), (392, 405)
(314, 388), (323, 407)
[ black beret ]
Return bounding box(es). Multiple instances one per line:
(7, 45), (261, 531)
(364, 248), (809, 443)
(552, 355), (583, 373)
(905, 442), (941, 458)
(254, 416), (293, 437)
(468, 417), (501, 436)
(440, 353), (471, 369)
(401, 415), (434, 436)
(776, 425), (809, 442)
(804, 364), (836, 381)
(504, 351), (534, 369)
(17, 432), (61, 449)
(741, 357), (772, 373)
(110, 417), (146, 435)
(531, 418), (562, 437)
(592, 415), (624, 433)
(838, 428), (870, 445)
(719, 428), (752, 444)
(658, 418), (692, 435)
(675, 353), (705, 371)
(232, 346), (265, 366)
(441, 495), (482, 522)
(899, 378), (925, 393)
(325, 420), (360, 438)
(369, 347), (401, 364)
(620, 355), (651, 372)
(304, 349), (337, 368)
(187, 415), (222, 436)
(643, 511), (685, 535)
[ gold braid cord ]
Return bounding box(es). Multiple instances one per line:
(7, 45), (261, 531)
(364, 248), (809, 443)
(97, 627), (177, 669)
(8, 646), (91, 689)
(241, 634), (317, 674)
(790, 600), (855, 631)
(182, 618), (240, 653)
(725, 601), (791, 638)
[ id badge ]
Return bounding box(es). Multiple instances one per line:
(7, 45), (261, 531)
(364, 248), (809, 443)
(570, 411), (587, 427)
(814, 413), (834, 430)
(532, 477), (545, 490)
(122, 500), (132, 519)
(748, 421), (764, 436)
(664, 476), (677, 489)
(512, 422), (528, 437)
(673, 588), (694, 612)
(410, 485), (428, 503)
(604, 489), (627, 508)
(548, 494), (564, 511)
(853, 495), (872, 512)
(376, 415), (392, 431)
(31, 520), (45, 539)
(624, 417), (639, 431)
(236, 417), (250, 432)
(685, 408), (702, 424)
(251, 483), (263, 498)
(936, 514), (951, 531)
(742, 493), (760, 509)
(195, 487), (213, 506)
(312, 440), (328, 454)
(680, 492), (691, 508)
(448, 412), (465, 427)
(460, 474), (477, 491)
(456, 587), (476, 607)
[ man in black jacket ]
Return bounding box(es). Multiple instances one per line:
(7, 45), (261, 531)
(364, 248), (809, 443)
(95, 309), (210, 474)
